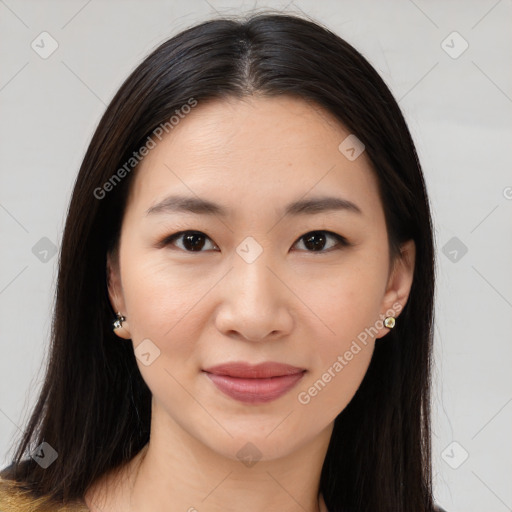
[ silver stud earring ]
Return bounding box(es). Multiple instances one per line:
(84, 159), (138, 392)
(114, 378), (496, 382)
(112, 311), (126, 331)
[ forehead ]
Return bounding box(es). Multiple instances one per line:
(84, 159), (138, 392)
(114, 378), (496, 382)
(126, 95), (383, 223)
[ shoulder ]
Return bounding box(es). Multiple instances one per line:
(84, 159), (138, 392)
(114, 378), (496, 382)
(0, 466), (89, 512)
(435, 505), (448, 512)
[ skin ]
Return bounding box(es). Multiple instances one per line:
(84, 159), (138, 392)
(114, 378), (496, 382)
(84, 95), (415, 512)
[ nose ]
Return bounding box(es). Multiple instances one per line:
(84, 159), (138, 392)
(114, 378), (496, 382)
(214, 250), (294, 343)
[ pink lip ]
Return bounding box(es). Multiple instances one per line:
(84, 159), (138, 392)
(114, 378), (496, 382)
(202, 362), (306, 404)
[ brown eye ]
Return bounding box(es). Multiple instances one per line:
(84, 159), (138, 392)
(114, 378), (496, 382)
(161, 229), (349, 253)
(163, 231), (218, 252)
(293, 231), (349, 253)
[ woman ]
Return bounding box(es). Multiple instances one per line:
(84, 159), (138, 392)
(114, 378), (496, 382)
(0, 12), (446, 512)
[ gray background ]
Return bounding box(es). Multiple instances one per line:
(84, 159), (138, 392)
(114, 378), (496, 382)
(1, 1), (511, 511)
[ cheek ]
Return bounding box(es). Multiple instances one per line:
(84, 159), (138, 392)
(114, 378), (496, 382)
(296, 342), (374, 424)
(120, 248), (209, 349)
(293, 259), (385, 417)
(296, 284), (378, 422)
(119, 255), (210, 402)
(298, 256), (385, 344)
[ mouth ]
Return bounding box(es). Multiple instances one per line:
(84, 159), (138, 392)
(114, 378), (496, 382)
(202, 361), (306, 404)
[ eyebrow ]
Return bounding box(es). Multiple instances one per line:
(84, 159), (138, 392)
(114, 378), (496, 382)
(146, 194), (363, 217)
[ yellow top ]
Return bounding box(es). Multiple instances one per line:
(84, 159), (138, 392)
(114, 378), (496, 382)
(0, 474), (449, 512)
(0, 476), (90, 512)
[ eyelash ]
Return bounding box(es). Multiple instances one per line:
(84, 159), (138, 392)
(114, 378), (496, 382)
(159, 230), (351, 254)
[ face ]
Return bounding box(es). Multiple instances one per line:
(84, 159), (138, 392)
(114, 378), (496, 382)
(107, 95), (415, 462)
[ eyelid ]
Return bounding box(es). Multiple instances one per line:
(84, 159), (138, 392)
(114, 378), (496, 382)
(158, 229), (351, 253)
(291, 231), (351, 252)
(158, 230), (219, 251)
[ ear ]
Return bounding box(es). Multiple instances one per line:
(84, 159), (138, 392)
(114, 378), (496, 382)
(107, 249), (131, 340)
(375, 239), (416, 339)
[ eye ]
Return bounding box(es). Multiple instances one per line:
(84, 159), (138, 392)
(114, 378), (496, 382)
(161, 230), (218, 252)
(292, 230), (349, 253)
(160, 229), (350, 253)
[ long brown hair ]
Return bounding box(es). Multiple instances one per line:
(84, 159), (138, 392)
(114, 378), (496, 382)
(2, 12), (436, 512)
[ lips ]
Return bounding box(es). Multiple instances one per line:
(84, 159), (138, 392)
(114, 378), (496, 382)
(202, 361), (306, 403)
(203, 361), (305, 378)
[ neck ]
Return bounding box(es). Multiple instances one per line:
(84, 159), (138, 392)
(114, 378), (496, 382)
(86, 402), (333, 512)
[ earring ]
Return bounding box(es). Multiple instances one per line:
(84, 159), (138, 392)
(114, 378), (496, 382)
(113, 311), (126, 331)
(384, 316), (396, 329)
